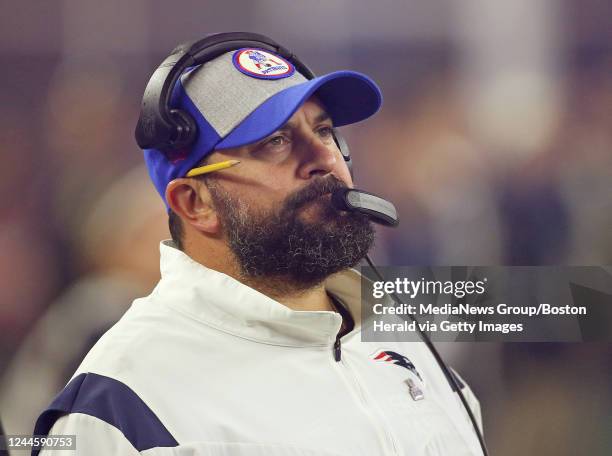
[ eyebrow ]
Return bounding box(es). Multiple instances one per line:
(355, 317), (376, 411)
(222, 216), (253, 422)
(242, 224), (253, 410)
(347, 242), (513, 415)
(280, 111), (332, 131)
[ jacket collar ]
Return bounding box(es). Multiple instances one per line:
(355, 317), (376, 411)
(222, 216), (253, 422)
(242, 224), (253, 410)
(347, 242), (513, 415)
(151, 241), (370, 347)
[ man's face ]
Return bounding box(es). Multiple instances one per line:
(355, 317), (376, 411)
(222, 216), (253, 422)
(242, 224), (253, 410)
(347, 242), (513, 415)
(208, 97), (354, 212)
(202, 97), (375, 290)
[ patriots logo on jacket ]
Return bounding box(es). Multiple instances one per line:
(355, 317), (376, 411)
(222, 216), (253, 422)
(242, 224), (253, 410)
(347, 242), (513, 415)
(372, 350), (423, 381)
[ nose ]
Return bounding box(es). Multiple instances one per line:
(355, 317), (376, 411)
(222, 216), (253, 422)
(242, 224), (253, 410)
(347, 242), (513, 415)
(296, 133), (338, 179)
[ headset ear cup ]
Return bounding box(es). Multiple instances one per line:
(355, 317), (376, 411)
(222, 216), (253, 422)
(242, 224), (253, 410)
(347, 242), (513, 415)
(168, 108), (197, 151)
(332, 129), (353, 179)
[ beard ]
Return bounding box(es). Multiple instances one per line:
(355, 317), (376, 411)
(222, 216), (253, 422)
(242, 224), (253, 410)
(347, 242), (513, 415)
(206, 174), (375, 293)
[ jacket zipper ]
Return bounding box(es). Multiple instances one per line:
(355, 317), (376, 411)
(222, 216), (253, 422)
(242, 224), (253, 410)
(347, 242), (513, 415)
(332, 338), (400, 456)
(333, 337), (342, 361)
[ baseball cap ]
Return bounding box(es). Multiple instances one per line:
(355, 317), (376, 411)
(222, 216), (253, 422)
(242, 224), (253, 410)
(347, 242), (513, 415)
(142, 48), (383, 205)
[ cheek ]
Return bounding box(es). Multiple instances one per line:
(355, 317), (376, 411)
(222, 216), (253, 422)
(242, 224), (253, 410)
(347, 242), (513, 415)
(221, 179), (287, 212)
(224, 159), (291, 197)
(332, 160), (354, 188)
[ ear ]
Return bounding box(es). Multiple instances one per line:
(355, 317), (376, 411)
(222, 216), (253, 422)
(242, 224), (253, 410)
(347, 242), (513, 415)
(165, 178), (220, 235)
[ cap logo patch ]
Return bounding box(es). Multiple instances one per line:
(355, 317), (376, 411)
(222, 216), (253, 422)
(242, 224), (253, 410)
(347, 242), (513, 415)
(232, 48), (295, 80)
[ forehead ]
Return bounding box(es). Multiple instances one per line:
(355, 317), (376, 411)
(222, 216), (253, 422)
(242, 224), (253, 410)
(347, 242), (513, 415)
(278, 96), (331, 129)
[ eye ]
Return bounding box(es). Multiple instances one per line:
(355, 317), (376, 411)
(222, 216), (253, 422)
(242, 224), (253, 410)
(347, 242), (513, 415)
(264, 134), (290, 148)
(317, 126), (334, 138)
(251, 132), (293, 163)
(316, 125), (335, 145)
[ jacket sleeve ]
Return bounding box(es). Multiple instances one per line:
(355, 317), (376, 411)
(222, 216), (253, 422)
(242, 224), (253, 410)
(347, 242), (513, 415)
(32, 373), (178, 456)
(38, 413), (140, 456)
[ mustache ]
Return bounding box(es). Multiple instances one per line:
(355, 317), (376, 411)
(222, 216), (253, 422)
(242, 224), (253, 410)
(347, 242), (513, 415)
(282, 175), (348, 213)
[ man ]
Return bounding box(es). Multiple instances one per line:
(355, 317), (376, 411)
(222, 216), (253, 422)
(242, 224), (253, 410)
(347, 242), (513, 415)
(33, 37), (484, 455)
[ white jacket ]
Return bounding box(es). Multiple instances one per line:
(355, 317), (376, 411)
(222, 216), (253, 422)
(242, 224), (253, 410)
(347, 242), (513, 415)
(34, 241), (483, 456)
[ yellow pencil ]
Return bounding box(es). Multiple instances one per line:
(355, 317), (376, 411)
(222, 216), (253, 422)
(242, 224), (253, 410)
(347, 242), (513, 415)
(186, 159), (241, 177)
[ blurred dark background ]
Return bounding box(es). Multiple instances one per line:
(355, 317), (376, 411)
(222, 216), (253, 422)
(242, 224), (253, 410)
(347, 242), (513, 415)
(0, 1), (611, 454)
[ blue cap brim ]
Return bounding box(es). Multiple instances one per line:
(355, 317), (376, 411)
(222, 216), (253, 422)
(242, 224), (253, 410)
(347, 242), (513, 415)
(215, 71), (382, 150)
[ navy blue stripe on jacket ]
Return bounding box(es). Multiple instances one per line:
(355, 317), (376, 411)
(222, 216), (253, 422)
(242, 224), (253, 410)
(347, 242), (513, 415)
(32, 373), (178, 455)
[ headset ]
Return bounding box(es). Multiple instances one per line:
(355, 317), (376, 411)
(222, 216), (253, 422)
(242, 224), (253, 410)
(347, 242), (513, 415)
(135, 32), (488, 456)
(135, 32), (345, 161)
